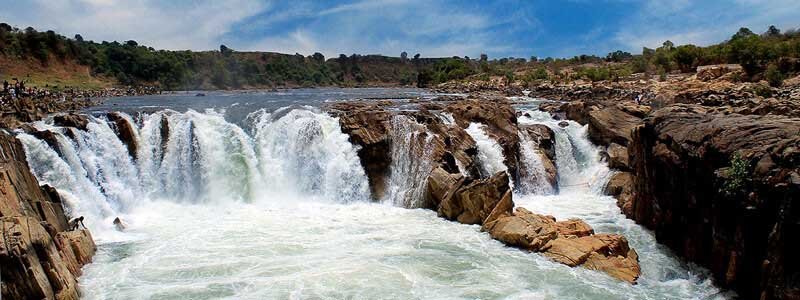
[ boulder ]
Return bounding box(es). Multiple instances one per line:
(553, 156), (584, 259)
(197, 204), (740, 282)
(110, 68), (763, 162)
(606, 143), (630, 171)
(438, 171), (510, 225)
(107, 112), (139, 160)
(53, 114), (89, 131)
(31, 130), (63, 157)
(587, 106), (643, 146)
(484, 207), (559, 251)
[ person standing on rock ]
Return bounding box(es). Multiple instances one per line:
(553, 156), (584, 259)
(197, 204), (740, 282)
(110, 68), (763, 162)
(68, 216), (86, 230)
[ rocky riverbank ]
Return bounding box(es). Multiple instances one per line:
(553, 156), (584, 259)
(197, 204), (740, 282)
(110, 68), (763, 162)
(531, 71), (800, 299)
(0, 130), (96, 299)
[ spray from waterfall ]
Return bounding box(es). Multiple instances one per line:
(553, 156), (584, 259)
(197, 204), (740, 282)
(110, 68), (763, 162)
(383, 115), (435, 208)
(18, 108), (371, 236)
(464, 122), (509, 179)
(517, 108), (612, 194)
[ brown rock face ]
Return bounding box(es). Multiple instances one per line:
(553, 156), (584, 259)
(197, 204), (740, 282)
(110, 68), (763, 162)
(330, 99), (507, 202)
(438, 171), (511, 225)
(446, 98), (521, 181)
(53, 113), (89, 131)
(0, 131), (96, 300)
(483, 208), (641, 283)
(604, 172), (635, 216)
(107, 112), (139, 160)
(587, 106), (643, 146)
(627, 104), (800, 299)
(606, 143), (630, 171)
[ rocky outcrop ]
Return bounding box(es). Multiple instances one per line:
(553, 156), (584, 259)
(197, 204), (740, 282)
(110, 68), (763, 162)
(483, 207), (641, 283)
(445, 98), (521, 181)
(53, 114), (89, 131)
(329, 98), (513, 201)
(627, 104), (800, 299)
(587, 105), (643, 146)
(0, 130), (96, 299)
(426, 166), (641, 283)
(437, 171), (511, 225)
(107, 112), (139, 160)
(605, 143), (630, 171)
(604, 172), (635, 216)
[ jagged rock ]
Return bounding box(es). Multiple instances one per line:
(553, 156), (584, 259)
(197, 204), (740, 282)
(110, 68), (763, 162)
(445, 98), (521, 181)
(331, 100), (500, 201)
(519, 124), (555, 160)
(484, 207), (559, 251)
(438, 171), (510, 225)
(107, 112), (139, 160)
(627, 104), (800, 299)
(0, 131), (96, 300)
(604, 172), (635, 216)
(31, 130), (63, 157)
(426, 167), (466, 210)
(53, 114), (89, 131)
(484, 207), (641, 283)
(159, 114), (170, 154)
(606, 143), (630, 170)
(587, 106), (643, 146)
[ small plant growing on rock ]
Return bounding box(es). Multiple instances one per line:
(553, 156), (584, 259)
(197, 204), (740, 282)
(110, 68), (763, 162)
(722, 152), (750, 196)
(752, 84), (773, 98)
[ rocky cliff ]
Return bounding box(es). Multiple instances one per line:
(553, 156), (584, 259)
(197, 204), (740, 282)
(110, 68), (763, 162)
(0, 130), (96, 299)
(625, 104), (799, 300)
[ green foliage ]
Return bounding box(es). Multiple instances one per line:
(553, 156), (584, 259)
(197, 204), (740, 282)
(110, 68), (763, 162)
(722, 153), (750, 196)
(752, 84), (773, 97)
(765, 63), (784, 87)
(417, 58), (475, 87)
(524, 67), (549, 82)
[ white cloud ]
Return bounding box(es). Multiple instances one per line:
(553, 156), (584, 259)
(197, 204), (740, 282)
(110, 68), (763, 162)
(613, 0), (800, 52)
(0, 0), (267, 50)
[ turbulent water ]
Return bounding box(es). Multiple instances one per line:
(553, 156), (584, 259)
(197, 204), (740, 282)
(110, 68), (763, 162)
(17, 91), (729, 299)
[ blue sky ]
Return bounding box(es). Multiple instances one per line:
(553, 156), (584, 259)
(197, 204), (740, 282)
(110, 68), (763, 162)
(1, 0), (798, 59)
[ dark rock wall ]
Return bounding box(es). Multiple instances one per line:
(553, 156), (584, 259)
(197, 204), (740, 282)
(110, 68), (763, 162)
(627, 104), (799, 300)
(0, 130), (96, 300)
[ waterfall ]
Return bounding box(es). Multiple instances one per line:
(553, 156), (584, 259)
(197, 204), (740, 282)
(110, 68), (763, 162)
(516, 131), (555, 195)
(464, 122), (509, 178)
(517, 109), (611, 193)
(249, 107), (370, 202)
(17, 108), (370, 235)
(383, 115), (435, 208)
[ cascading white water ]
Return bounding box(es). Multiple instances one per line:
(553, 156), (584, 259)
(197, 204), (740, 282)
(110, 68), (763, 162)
(18, 108), (370, 236)
(514, 104), (728, 299)
(383, 115), (435, 208)
(464, 122), (509, 179)
(516, 131), (556, 195)
(249, 107), (370, 202)
(16, 96), (728, 299)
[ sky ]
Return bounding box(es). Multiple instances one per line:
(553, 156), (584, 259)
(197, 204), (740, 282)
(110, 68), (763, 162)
(1, 0), (798, 59)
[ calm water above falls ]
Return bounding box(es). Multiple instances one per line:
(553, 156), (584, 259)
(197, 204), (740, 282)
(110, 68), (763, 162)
(17, 89), (730, 299)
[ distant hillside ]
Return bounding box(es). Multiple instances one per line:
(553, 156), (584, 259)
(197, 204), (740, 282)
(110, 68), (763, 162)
(0, 23), (464, 90)
(2, 23), (798, 91)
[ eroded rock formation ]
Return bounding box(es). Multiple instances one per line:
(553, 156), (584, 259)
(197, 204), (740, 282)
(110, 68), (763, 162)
(623, 104), (799, 299)
(0, 130), (96, 299)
